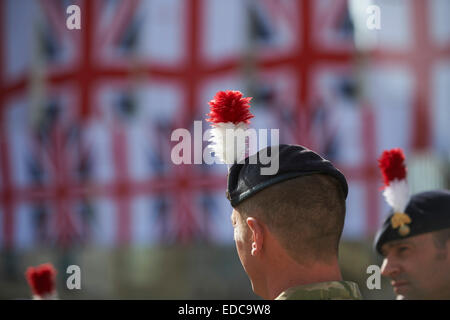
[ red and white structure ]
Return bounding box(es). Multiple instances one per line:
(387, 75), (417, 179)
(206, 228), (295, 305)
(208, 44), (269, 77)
(0, 0), (449, 249)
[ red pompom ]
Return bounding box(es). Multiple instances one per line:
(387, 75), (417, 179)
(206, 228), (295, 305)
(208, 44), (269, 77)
(25, 263), (56, 296)
(206, 90), (254, 124)
(378, 148), (407, 186)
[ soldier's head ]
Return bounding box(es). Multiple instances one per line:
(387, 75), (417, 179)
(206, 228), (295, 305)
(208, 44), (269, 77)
(375, 190), (450, 299)
(227, 144), (348, 298)
(379, 229), (450, 299)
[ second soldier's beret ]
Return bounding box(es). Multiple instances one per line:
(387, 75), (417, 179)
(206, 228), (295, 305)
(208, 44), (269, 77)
(374, 189), (450, 255)
(226, 144), (348, 207)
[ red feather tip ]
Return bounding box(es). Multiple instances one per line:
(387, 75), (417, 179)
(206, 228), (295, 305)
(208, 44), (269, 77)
(206, 90), (254, 125)
(378, 148), (407, 186)
(25, 263), (56, 296)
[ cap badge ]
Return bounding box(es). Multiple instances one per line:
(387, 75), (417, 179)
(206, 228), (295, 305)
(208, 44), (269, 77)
(390, 212), (411, 236)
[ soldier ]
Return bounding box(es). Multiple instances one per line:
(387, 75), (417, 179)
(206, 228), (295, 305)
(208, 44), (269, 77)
(374, 149), (450, 300)
(206, 90), (362, 300)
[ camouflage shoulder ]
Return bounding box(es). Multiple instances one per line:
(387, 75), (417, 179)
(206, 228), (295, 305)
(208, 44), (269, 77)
(275, 281), (363, 300)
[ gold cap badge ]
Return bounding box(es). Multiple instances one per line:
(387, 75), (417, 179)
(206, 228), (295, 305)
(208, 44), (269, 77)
(390, 212), (411, 236)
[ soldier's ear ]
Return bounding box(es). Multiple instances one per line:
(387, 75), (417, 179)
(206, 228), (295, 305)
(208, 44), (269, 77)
(246, 217), (263, 256)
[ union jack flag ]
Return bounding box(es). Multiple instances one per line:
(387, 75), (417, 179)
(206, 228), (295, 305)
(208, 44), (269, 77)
(1, 0), (449, 250)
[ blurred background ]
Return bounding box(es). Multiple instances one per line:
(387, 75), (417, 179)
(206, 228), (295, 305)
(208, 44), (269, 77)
(0, 0), (449, 299)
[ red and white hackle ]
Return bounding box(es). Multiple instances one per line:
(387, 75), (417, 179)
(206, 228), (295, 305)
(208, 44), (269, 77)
(378, 148), (411, 236)
(25, 263), (58, 300)
(206, 90), (254, 165)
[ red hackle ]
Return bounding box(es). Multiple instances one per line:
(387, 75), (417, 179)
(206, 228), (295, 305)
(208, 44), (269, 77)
(25, 263), (56, 296)
(378, 148), (407, 186)
(206, 90), (254, 124)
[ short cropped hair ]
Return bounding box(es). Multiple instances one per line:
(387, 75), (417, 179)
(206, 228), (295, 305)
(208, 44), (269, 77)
(235, 174), (346, 265)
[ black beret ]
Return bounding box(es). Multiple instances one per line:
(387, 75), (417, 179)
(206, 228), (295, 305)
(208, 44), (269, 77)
(374, 189), (450, 255)
(226, 144), (348, 207)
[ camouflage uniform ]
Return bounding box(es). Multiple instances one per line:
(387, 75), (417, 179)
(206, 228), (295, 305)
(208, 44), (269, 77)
(275, 281), (363, 300)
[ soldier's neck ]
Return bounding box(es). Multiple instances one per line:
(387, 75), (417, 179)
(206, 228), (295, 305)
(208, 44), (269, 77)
(264, 260), (343, 300)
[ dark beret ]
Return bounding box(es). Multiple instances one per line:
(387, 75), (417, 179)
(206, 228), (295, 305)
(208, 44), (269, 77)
(226, 144), (348, 207)
(374, 189), (450, 255)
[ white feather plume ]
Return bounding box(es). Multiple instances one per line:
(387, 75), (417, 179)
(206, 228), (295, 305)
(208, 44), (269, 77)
(208, 122), (248, 165)
(382, 179), (410, 213)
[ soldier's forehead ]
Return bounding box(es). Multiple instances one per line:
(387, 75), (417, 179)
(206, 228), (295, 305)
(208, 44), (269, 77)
(381, 239), (413, 254)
